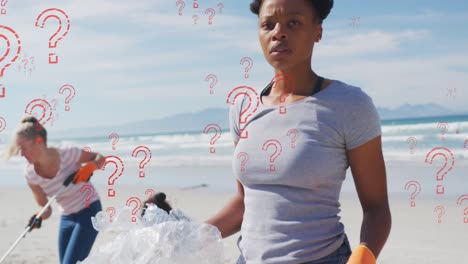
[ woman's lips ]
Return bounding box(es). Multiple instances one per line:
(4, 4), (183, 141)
(271, 49), (291, 56)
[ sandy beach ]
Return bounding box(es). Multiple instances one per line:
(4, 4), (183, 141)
(0, 183), (466, 264)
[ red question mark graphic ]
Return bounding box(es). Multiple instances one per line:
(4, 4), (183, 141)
(80, 184), (94, 208)
(404, 180), (421, 207)
(24, 98), (53, 126)
(193, 0), (198, 9)
(108, 132), (119, 150)
(0, 25), (21, 98)
(433, 205), (445, 223)
(217, 3), (224, 13)
(1, 0), (8, 15)
(287, 128), (299, 148)
(192, 14), (199, 24)
(271, 73), (295, 115)
(100, 155), (125, 197)
(205, 74), (217, 94)
(106, 207), (116, 222)
(262, 139), (282, 172)
(131, 145), (152, 178)
(424, 147), (455, 194)
(0, 117), (6, 133)
(406, 136), (417, 154)
(237, 152), (248, 173)
(145, 189), (155, 201)
(126, 197), (142, 222)
(59, 84), (76, 111)
(437, 122), (448, 141)
(176, 0), (185, 16)
(203, 123), (221, 153)
(464, 139), (468, 149)
(240, 57), (253, 78)
(51, 98), (58, 111)
(456, 195), (468, 224)
(226, 86), (260, 139)
(205, 8), (215, 25)
(35, 8), (71, 64)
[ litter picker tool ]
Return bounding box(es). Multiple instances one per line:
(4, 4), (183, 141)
(0, 171), (78, 264)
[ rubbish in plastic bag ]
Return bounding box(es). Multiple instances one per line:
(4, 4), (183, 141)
(79, 204), (224, 264)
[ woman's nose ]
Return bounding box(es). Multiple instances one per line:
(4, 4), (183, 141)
(272, 23), (287, 40)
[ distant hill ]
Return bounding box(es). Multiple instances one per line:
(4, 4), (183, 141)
(53, 104), (466, 139)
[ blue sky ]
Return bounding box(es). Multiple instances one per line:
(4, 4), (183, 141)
(0, 0), (467, 136)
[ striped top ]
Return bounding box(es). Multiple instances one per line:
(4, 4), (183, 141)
(25, 144), (100, 215)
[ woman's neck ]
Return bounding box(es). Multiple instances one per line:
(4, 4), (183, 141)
(272, 66), (318, 97)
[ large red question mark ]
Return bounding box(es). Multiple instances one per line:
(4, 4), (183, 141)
(240, 57), (253, 78)
(205, 74), (217, 94)
(424, 147), (455, 194)
(35, 8), (71, 64)
(100, 155), (125, 197)
(226, 86), (260, 139)
(106, 207), (116, 222)
(131, 145), (152, 178)
(433, 205), (445, 224)
(272, 73), (295, 115)
(203, 123), (221, 153)
(80, 184), (94, 208)
(126, 197), (142, 222)
(59, 84), (76, 111)
(176, 0), (185, 16)
(437, 122), (448, 141)
(262, 139), (282, 172)
(406, 136), (417, 154)
(108, 132), (119, 150)
(287, 128), (299, 148)
(237, 152), (248, 173)
(205, 8), (215, 25)
(24, 98), (53, 126)
(456, 195), (468, 224)
(404, 180), (421, 207)
(0, 25), (21, 98)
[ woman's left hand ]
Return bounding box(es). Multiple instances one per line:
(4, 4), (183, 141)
(73, 161), (97, 183)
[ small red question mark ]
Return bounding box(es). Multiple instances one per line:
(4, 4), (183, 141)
(131, 146), (152, 178)
(406, 136), (417, 154)
(176, 0), (185, 16)
(237, 152), (248, 173)
(437, 122), (448, 140)
(1, 0), (8, 15)
(287, 128), (299, 148)
(262, 139), (282, 172)
(0, 25), (22, 98)
(106, 207), (116, 222)
(456, 195), (468, 224)
(145, 189), (155, 201)
(80, 184), (94, 208)
(126, 197), (142, 222)
(434, 205), (445, 223)
(100, 155), (125, 197)
(205, 8), (215, 25)
(203, 123), (221, 153)
(108, 132), (119, 150)
(240, 57), (253, 78)
(217, 3), (224, 13)
(192, 14), (199, 24)
(59, 84), (76, 111)
(226, 86), (260, 139)
(425, 147), (455, 194)
(193, 0), (198, 9)
(404, 180), (421, 207)
(205, 74), (217, 94)
(35, 8), (71, 64)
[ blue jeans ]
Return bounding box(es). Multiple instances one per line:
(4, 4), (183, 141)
(58, 200), (101, 264)
(236, 234), (352, 264)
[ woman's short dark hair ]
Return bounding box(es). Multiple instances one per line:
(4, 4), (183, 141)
(250, 0), (334, 24)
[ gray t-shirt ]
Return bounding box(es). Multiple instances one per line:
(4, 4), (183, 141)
(229, 79), (381, 263)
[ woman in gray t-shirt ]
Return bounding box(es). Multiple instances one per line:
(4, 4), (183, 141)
(206, 1), (391, 263)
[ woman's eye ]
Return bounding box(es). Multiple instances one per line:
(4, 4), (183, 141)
(261, 22), (273, 30)
(289, 20), (300, 27)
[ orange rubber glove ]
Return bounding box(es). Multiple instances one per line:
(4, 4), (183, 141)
(73, 161), (97, 184)
(347, 245), (376, 264)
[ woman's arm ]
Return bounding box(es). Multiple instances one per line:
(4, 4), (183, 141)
(78, 150), (106, 168)
(346, 135), (391, 259)
(28, 182), (52, 220)
(204, 141), (245, 238)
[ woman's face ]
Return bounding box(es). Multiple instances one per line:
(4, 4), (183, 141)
(258, 0), (322, 71)
(15, 135), (40, 164)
